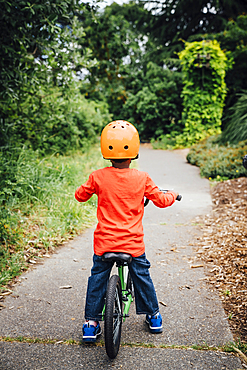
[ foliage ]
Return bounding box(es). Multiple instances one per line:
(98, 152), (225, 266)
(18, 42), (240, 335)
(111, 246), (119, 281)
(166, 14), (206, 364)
(78, 3), (184, 140)
(79, 2), (149, 117)
(122, 62), (183, 140)
(0, 0), (81, 99)
(176, 40), (229, 147)
(219, 91), (247, 144)
(151, 134), (177, 150)
(214, 15), (247, 122)
(142, 0), (247, 61)
(0, 146), (107, 287)
(0, 81), (111, 153)
(187, 136), (247, 179)
(153, 40), (230, 148)
(0, 1), (107, 154)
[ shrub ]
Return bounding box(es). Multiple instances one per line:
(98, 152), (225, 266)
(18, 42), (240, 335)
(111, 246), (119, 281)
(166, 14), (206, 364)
(0, 84), (111, 154)
(187, 136), (247, 179)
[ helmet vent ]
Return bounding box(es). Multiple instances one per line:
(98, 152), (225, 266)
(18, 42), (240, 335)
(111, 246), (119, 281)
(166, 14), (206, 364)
(109, 145), (113, 150)
(124, 145), (129, 150)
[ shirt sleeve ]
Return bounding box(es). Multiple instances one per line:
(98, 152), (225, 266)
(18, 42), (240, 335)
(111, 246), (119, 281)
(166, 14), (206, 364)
(75, 173), (96, 202)
(144, 173), (177, 208)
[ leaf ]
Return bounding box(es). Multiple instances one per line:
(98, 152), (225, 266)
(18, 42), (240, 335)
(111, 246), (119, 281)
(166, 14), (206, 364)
(29, 259), (36, 264)
(59, 285), (72, 289)
(1, 291), (12, 296)
(190, 264), (204, 268)
(159, 301), (167, 307)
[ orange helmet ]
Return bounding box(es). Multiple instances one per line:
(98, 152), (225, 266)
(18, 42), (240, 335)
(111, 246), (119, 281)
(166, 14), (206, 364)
(101, 120), (140, 159)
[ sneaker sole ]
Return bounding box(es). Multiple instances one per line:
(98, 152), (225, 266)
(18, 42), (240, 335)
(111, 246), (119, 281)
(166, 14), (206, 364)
(145, 319), (163, 333)
(83, 328), (102, 342)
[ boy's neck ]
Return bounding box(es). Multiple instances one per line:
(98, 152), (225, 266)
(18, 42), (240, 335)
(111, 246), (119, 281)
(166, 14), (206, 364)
(111, 159), (131, 169)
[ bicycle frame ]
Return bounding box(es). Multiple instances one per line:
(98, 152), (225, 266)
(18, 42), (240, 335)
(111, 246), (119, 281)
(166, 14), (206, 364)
(118, 263), (133, 322)
(101, 262), (133, 322)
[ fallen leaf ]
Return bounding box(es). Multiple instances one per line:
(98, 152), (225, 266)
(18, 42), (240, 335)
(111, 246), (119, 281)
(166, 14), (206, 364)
(159, 301), (167, 307)
(59, 285), (72, 289)
(191, 264), (204, 268)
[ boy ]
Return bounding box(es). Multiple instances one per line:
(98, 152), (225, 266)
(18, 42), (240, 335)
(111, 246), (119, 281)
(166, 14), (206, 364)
(75, 120), (178, 342)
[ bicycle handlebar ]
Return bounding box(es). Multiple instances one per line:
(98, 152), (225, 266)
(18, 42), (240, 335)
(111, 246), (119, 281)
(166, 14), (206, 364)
(144, 189), (182, 207)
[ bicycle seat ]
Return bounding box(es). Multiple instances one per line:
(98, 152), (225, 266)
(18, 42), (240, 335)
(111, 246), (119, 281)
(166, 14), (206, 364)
(102, 252), (132, 264)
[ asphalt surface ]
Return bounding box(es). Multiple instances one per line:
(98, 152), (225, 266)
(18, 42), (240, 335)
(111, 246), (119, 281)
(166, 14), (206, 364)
(0, 146), (244, 369)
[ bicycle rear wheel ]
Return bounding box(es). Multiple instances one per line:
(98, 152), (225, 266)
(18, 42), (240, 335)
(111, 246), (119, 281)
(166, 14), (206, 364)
(104, 275), (123, 359)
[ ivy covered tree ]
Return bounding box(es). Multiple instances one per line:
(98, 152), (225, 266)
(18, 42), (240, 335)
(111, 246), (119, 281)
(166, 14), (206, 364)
(176, 40), (230, 146)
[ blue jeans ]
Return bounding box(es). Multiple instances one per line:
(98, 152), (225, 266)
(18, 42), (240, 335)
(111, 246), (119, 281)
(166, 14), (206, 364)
(85, 253), (159, 321)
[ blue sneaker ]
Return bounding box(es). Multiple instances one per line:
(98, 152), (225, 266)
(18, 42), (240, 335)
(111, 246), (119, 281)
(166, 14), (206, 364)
(145, 312), (163, 333)
(82, 322), (102, 342)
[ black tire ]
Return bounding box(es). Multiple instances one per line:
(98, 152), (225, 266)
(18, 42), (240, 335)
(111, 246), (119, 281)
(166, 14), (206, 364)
(126, 271), (134, 299)
(104, 275), (122, 359)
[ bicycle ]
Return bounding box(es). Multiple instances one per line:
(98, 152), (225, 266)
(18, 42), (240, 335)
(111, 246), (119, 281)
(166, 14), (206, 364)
(101, 190), (182, 359)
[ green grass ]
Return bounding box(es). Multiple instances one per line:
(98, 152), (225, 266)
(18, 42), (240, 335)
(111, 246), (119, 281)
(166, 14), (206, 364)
(1, 336), (246, 357)
(0, 145), (108, 289)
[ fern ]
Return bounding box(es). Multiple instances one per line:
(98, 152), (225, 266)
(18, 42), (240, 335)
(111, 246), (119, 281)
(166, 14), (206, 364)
(220, 91), (247, 144)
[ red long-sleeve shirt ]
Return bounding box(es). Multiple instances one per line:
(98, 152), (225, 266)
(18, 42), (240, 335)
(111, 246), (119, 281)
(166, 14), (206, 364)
(75, 167), (176, 257)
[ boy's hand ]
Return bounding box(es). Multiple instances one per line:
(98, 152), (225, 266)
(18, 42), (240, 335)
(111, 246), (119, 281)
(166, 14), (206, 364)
(168, 191), (179, 199)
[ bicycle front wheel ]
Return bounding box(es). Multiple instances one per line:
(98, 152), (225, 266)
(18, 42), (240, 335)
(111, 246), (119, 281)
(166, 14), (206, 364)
(104, 275), (123, 359)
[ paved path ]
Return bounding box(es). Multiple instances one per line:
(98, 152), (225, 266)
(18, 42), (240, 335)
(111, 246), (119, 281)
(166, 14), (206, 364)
(0, 147), (244, 369)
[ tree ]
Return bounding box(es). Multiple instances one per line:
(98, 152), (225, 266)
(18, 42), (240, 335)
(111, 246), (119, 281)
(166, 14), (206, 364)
(0, 0), (110, 152)
(0, 0), (79, 99)
(142, 0), (247, 60)
(122, 62), (183, 139)
(176, 40), (229, 146)
(219, 91), (247, 144)
(213, 15), (247, 115)
(78, 2), (149, 117)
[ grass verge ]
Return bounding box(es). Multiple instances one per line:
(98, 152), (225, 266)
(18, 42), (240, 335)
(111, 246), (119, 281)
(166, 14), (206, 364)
(0, 146), (108, 290)
(0, 336), (246, 359)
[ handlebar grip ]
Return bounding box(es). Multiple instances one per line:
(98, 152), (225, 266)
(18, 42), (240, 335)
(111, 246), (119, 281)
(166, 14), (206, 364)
(176, 195), (182, 201)
(144, 198), (150, 207)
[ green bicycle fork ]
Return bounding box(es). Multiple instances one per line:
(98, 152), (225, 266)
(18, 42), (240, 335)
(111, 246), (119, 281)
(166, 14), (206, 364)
(102, 265), (133, 322)
(118, 265), (133, 322)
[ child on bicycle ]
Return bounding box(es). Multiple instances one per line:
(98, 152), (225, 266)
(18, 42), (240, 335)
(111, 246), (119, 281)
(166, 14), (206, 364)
(75, 120), (178, 342)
